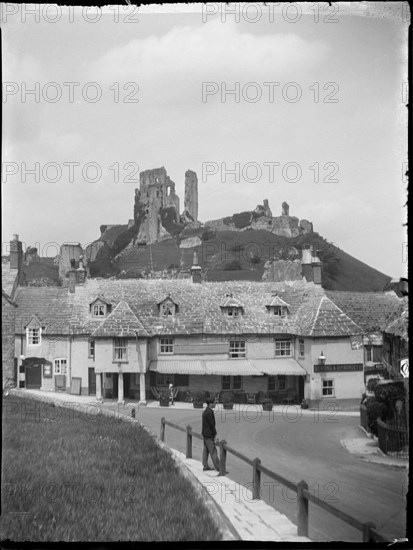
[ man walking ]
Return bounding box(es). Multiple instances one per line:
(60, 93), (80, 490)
(202, 397), (220, 472)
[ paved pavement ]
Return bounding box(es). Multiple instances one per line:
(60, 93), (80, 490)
(340, 434), (409, 469)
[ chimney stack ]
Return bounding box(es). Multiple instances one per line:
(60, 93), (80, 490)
(75, 255), (86, 285)
(10, 235), (23, 270)
(190, 251), (202, 284)
(68, 269), (76, 293)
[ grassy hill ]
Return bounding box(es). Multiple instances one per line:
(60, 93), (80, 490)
(18, 228), (391, 292)
(112, 229), (391, 291)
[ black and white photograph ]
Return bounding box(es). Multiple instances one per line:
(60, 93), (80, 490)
(1, 1), (409, 543)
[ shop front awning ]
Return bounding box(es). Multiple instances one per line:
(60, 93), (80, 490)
(149, 359), (306, 376)
(205, 360), (261, 376)
(150, 360), (206, 375)
(252, 359), (306, 376)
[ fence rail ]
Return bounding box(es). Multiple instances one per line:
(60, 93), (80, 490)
(160, 417), (388, 542)
(359, 404), (369, 433)
(377, 418), (408, 459)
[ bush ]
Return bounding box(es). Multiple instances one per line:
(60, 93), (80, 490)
(201, 229), (215, 242)
(232, 212), (251, 229)
(221, 391), (234, 403)
(193, 391), (207, 403)
(365, 398), (388, 435)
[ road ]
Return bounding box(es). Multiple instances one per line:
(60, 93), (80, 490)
(133, 405), (407, 542)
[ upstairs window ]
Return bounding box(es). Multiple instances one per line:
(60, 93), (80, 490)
(92, 304), (106, 317)
(88, 340), (95, 359)
(160, 338), (174, 354)
(275, 340), (292, 357)
(113, 338), (128, 362)
(272, 306), (288, 317)
(90, 298), (110, 318)
(158, 296), (178, 318)
(27, 327), (41, 346)
(299, 339), (305, 358)
(229, 340), (246, 358)
(227, 307), (241, 317)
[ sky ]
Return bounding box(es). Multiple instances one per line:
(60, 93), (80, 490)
(2, 2), (408, 278)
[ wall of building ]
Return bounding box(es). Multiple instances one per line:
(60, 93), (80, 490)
(2, 295), (16, 387)
(308, 338), (364, 400)
(94, 338), (148, 374)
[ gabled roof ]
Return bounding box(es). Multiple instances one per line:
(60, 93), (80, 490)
(325, 290), (402, 333)
(91, 300), (148, 338)
(157, 294), (179, 308)
(266, 294), (290, 309)
(383, 298), (408, 342)
(14, 287), (74, 335)
(90, 296), (111, 306)
(297, 295), (363, 337)
(220, 294), (244, 310)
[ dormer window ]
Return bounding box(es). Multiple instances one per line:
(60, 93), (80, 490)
(90, 298), (110, 318)
(25, 315), (43, 346)
(93, 304), (106, 317)
(272, 306), (288, 317)
(220, 294), (244, 318)
(227, 307), (241, 317)
(266, 294), (290, 317)
(158, 295), (179, 318)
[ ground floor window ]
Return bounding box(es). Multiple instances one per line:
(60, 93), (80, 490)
(268, 375), (286, 391)
(322, 379), (334, 397)
(156, 373), (174, 386)
(222, 375), (242, 390)
(54, 358), (67, 375)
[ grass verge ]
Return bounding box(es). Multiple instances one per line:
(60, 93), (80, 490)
(0, 396), (221, 541)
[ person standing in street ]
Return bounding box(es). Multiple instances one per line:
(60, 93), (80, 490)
(202, 397), (220, 471)
(169, 383), (174, 405)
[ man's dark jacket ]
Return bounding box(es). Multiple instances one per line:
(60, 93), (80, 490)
(202, 405), (217, 438)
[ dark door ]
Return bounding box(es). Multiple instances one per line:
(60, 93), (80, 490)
(113, 373), (118, 399)
(25, 362), (41, 389)
(124, 373), (131, 399)
(88, 368), (96, 395)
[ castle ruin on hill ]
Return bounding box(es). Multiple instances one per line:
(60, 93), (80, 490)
(134, 167), (199, 245)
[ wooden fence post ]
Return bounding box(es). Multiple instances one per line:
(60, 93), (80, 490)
(186, 425), (193, 459)
(252, 458), (261, 500)
(160, 417), (165, 442)
(362, 521), (376, 542)
(297, 480), (309, 537)
(219, 440), (227, 476)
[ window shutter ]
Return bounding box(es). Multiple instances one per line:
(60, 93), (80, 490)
(174, 374), (189, 386)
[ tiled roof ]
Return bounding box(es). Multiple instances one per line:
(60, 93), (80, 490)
(304, 296), (363, 337)
(91, 301), (149, 338)
(14, 287), (74, 334)
(383, 298), (408, 342)
(2, 262), (18, 297)
(69, 279), (321, 336)
(325, 291), (402, 333)
(12, 279), (400, 339)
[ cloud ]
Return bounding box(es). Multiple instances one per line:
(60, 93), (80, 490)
(90, 20), (328, 103)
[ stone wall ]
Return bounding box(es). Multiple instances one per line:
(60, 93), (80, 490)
(59, 243), (83, 280)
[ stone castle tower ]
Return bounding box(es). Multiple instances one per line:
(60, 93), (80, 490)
(184, 170), (198, 222)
